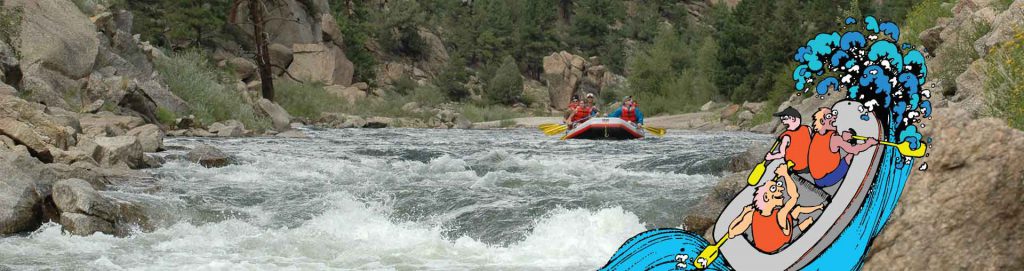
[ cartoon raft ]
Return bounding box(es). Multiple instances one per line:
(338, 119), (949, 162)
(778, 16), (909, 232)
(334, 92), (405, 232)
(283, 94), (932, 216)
(708, 100), (884, 270)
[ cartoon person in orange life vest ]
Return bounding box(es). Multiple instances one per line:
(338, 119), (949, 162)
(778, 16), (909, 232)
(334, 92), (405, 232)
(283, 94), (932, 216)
(609, 96), (644, 126)
(808, 107), (878, 188)
(727, 164), (824, 254)
(765, 106), (811, 173)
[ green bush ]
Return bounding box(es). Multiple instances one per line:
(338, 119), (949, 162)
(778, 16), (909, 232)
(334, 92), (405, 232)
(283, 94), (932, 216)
(936, 22), (991, 95)
(391, 76), (419, 96)
(485, 56), (523, 105)
(155, 51), (270, 130)
(274, 81), (346, 119)
(985, 31), (1024, 130)
(436, 57), (472, 101)
(459, 103), (525, 123)
(902, 0), (954, 45)
(155, 107), (177, 126)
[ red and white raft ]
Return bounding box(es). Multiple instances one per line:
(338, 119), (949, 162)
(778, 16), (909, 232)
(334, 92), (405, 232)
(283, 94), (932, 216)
(562, 118), (644, 140)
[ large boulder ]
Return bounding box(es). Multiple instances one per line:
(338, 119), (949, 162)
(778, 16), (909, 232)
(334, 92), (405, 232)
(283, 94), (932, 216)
(0, 151), (58, 234)
(208, 120), (247, 137)
(126, 124), (163, 152)
(330, 45), (354, 86)
(0, 118), (54, 162)
(287, 43), (336, 84)
(256, 99), (292, 132)
(79, 112), (146, 137)
(52, 178), (115, 220)
(7, 0), (100, 109)
(863, 108), (1024, 270)
(0, 94), (77, 150)
(416, 28), (450, 75)
(229, 0), (324, 46)
(93, 136), (143, 169)
(227, 57), (257, 81)
(542, 51), (583, 110)
(187, 144), (230, 168)
(268, 43), (293, 76)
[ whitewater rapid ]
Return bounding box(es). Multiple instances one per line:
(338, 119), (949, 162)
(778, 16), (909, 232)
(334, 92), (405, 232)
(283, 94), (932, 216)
(0, 128), (768, 270)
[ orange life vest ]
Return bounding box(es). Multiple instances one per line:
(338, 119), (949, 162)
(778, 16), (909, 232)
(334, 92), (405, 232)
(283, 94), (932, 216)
(780, 126), (812, 171)
(809, 130), (841, 179)
(568, 101), (580, 111)
(751, 208), (793, 254)
(571, 106), (592, 122)
(620, 106), (637, 122)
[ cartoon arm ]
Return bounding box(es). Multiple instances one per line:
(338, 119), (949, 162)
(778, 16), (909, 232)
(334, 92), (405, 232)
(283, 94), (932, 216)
(776, 165), (799, 235)
(727, 206), (754, 239)
(765, 135), (790, 161)
(832, 132), (877, 155)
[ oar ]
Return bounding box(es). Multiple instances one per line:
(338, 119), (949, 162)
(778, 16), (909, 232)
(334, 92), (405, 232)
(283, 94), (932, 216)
(746, 140), (782, 186)
(538, 123), (568, 136)
(694, 232), (728, 269)
(643, 126), (666, 137)
(851, 135), (927, 157)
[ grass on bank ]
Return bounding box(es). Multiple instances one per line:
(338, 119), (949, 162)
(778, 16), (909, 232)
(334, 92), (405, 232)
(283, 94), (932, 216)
(902, 0), (955, 45)
(155, 51), (271, 130)
(985, 31), (1024, 130)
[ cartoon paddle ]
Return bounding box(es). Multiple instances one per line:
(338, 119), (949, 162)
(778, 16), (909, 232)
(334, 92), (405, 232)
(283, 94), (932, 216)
(851, 136), (927, 157)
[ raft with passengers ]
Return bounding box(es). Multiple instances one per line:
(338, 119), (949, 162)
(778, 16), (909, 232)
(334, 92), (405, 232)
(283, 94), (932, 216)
(539, 94), (665, 140)
(600, 100), (926, 270)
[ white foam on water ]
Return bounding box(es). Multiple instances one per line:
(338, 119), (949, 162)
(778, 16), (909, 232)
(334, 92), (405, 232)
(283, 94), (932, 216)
(0, 193), (645, 270)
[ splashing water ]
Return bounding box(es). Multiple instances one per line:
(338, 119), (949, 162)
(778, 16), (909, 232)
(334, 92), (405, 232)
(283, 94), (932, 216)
(0, 128), (769, 269)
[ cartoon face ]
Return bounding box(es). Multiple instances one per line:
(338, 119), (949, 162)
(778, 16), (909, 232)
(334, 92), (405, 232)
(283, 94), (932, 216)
(780, 115), (801, 130)
(763, 179), (785, 208)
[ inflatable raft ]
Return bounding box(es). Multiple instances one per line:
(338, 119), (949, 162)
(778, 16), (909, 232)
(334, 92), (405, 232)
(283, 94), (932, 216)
(562, 118), (644, 140)
(709, 100), (883, 270)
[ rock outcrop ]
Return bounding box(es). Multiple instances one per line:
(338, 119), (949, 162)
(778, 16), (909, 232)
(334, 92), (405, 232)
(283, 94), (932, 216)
(542, 51), (622, 109)
(862, 108), (1024, 270)
(0, 152), (58, 234)
(256, 98), (292, 132)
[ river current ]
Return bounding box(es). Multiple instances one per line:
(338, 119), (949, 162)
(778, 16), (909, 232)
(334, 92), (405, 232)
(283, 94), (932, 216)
(1, 128), (768, 270)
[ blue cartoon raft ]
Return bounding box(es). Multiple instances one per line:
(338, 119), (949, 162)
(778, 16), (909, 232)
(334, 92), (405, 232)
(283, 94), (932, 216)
(602, 101), (884, 270)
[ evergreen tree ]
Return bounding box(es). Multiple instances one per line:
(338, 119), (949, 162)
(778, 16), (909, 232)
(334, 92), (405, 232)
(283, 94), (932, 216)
(486, 56), (524, 105)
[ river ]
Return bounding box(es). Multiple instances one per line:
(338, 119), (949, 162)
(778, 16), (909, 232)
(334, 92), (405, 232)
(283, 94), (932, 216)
(0, 128), (769, 270)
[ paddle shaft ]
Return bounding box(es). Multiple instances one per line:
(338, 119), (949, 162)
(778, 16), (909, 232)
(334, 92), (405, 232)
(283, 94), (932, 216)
(851, 135), (895, 146)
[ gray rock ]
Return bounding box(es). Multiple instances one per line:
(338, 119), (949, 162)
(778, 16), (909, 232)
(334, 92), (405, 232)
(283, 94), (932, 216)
(0, 151), (59, 234)
(228, 57), (257, 81)
(364, 117), (392, 129)
(79, 112), (146, 137)
(187, 144), (230, 168)
(269, 43), (293, 76)
(52, 179), (115, 220)
(208, 120), (247, 137)
(142, 154), (164, 168)
(60, 212), (114, 236)
(0, 118), (54, 162)
(863, 108), (1024, 270)
(93, 136), (143, 169)
(256, 99), (292, 132)
(126, 124), (164, 152)
(738, 110), (755, 121)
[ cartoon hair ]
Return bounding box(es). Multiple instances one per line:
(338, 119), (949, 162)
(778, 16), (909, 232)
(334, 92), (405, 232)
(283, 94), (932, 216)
(753, 183), (771, 211)
(812, 107), (829, 133)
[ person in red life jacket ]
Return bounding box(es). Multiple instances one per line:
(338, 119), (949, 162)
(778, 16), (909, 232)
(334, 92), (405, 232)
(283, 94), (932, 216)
(564, 95), (581, 120)
(565, 93), (598, 129)
(808, 107), (878, 188)
(726, 164), (824, 254)
(765, 106), (811, 173)
(608, 96), (644, 125)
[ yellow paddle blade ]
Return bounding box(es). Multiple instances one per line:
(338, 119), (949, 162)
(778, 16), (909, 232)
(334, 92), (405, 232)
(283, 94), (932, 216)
(542, 125), (567, 136)
(538, 123), (560, 131)
(695, 236), (728, 269)
(643, 126), (666, 137)
(852, 136), (928, 158)
(747, 161), (766, 186)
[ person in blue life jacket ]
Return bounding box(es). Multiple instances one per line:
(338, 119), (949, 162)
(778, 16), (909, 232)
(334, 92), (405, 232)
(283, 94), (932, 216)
(608, 96), (644, 126)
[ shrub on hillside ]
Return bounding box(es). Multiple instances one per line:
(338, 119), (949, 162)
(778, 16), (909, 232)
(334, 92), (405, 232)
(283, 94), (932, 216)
(902, 0), (954, 45)
(274, 81), (346, 119)
(985, 32), (1024, 130)
(155, 51), (270, 130)
(485, 56), (523, 105)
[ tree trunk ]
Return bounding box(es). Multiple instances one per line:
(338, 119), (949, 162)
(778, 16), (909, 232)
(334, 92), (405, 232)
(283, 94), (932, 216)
(248, 0), (275, 101)
(558, 0), (572, 25)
